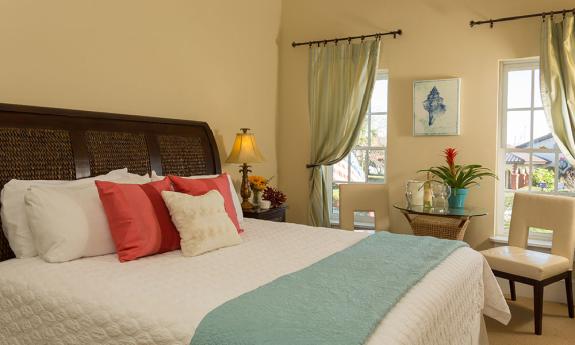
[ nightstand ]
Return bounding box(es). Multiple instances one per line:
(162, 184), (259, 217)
(243, 205), (287, 222)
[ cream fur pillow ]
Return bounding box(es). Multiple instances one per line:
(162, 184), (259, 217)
(161, 190), (241, 256)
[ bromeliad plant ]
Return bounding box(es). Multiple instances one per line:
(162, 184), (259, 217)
(418, 148), (497, 208)
(419, 148), (497, 189)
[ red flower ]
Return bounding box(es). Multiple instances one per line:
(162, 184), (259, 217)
(444, 148), (457, 174)
(263, 187), (287, 208)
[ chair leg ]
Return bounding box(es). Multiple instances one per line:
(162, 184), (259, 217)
(566, 271), (574, 319)
(509, 280), (516, 301)
(533, 284), (544, 335)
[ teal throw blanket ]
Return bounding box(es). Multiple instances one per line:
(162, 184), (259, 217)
(191, 231), (467, 345)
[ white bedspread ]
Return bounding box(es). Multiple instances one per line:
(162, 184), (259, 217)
(0, 219), (510, 345)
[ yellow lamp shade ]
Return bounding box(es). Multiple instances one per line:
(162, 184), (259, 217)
(225, 129), (265, 164)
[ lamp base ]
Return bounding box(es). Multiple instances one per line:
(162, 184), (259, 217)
(239, 163), (253, 210)
(241, 199), (254, 210)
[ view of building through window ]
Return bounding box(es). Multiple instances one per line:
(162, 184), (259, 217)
(329, 72), (388, 224)
(499, 60), (573, 238)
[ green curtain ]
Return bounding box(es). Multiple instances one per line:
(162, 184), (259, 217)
(307, 39), (380, 227)
(540, 15), (575, 164)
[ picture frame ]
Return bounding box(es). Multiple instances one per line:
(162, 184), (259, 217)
(413, 78), (461, 136)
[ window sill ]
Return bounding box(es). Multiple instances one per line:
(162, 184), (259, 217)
(330, 220), (375, 231)
(489, 235), (552, 249)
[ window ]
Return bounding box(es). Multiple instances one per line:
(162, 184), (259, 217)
(328, 71), (388, 225)
(498, 59), (574, 240)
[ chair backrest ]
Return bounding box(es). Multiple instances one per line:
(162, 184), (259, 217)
(509, 192), (575, 265)
(339, 184), (389, 231)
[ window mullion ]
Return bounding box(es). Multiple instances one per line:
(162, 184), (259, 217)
(508, 107), (535, 112)
(530, 68), (535, 149)
(554, 151), (559, 192)
(528, 152), (533, 192)
(365, 111), (371, 183)
(347, 155), (351, 183)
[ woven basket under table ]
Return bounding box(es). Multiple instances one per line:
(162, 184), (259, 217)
(409, 215), (470, 241)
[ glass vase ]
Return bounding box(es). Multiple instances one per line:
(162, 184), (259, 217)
(252, 190), (261, 208)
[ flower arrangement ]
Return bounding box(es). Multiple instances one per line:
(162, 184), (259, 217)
(263, 187), (287, 208)
(248, 175), (271, 192)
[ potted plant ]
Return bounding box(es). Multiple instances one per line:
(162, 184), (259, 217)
(419, 148), (497, 208)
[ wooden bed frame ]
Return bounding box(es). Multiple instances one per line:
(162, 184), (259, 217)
(0, 103), (221, 261)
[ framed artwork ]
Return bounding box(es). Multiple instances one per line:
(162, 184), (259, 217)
(413, 78), (461, 136)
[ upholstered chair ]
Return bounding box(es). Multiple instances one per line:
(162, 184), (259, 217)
(339, 184), (389, 231)
(481, 192), (575, 335)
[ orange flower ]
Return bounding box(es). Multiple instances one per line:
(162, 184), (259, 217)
(248, 175), (269, 191)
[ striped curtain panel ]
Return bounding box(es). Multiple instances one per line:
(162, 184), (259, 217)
(307, 39), (380, 227)
(540, 14), (575, 164)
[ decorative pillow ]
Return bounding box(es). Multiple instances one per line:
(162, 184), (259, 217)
(0, 168), (136, 258)
(151, 171), (244, 224)
(170, 174), (243, 233)
(95, 177), (180, 262)
(161, 190), (241, 257)
(23, 173), (149, 263)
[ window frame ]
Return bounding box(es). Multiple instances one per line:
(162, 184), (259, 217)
(327, 70), (389, 226)
(497, 58), (573, 241)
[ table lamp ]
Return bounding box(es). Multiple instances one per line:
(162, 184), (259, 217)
(226, 128), (265, 210)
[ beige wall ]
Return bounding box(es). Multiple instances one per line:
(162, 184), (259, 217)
(278, 0), (575, 249)
(0, 0), (281, 186)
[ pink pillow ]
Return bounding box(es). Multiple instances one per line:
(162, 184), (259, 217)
(170, 174), (242, 233)
(95, 177), (180, 262)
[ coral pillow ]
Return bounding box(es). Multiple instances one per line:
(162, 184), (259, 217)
(169, 174), (242, 233)
(95, 177), (180, 262)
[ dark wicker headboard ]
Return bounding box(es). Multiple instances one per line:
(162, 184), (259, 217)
(0, 103), (221, 261)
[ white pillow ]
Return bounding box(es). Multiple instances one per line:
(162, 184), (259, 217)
(161, 190), (241, 257)
(24, 173), (149, 263)
(151, 171), (244, 223)
(0, 168), (134, 258)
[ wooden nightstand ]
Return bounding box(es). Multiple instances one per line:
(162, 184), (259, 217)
(243, 205), (287, 222)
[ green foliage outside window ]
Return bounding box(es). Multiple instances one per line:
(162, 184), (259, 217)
(532, 167), (554, 191)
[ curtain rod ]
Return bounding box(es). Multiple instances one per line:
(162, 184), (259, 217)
(292, 30), (402, 48)
(470, 8), (575, 28)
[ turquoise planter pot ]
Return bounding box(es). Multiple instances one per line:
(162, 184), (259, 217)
(448, 188), (468, 208)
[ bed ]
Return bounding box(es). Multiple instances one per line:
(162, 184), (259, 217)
(0, 103), (510, 345)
